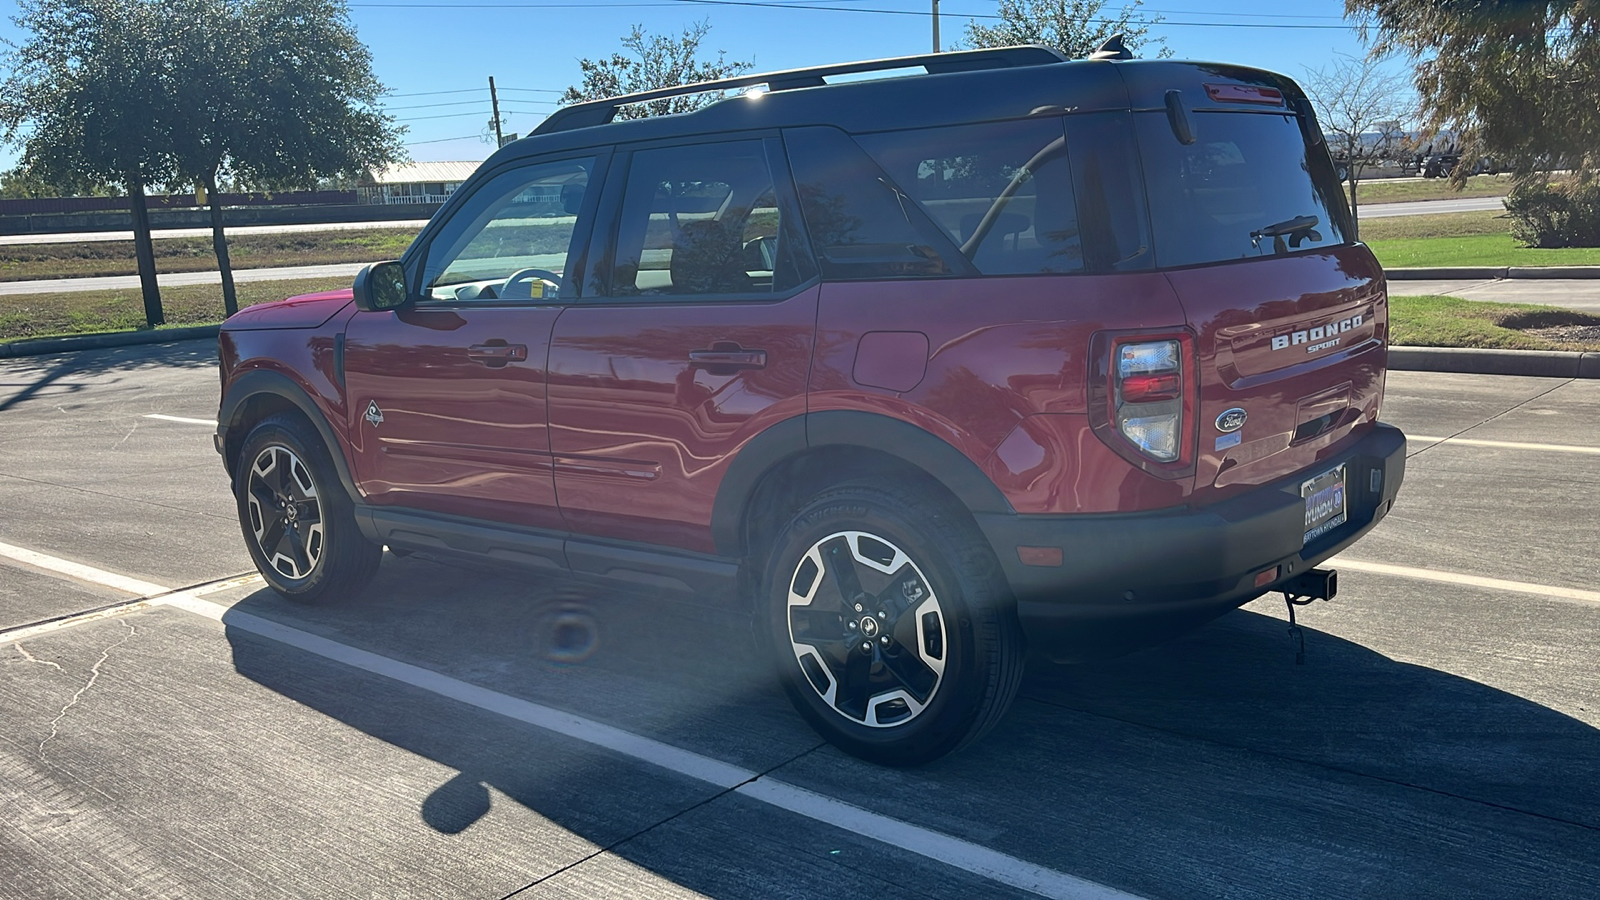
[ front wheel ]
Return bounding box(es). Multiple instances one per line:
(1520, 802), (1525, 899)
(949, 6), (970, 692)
(764, 484), (1024, 766)
(234, 415), (381, 603)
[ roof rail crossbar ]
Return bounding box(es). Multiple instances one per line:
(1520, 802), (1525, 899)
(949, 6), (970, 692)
(532, 45), (1068, 136)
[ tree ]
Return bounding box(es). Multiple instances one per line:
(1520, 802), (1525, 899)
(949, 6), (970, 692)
(1346, 0), (1600, 184)
(1302, 53), (1415, 236)
(165, 0), (403, 315)
(2, 0), (175, 327)
(962, 0), (1168, 58)
(561, 21), (752, 119)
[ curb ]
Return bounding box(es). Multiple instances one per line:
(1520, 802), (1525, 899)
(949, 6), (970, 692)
(1390, 346), (1600, 378)
(0, 325), (218, 360)
(1387, 265), (1600, 279)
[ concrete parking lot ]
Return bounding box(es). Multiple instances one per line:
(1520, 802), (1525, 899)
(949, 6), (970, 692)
(1, 342), (1597, 899)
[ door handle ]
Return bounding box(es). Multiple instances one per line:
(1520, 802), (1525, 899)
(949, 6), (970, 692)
(688, 342), (767, 374)
(468, 341), (528, 367)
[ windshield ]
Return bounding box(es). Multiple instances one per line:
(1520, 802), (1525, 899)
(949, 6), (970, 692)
(1135, 110), (1350, 268)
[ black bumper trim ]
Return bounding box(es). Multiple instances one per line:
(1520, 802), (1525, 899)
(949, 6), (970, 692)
(975, 422), (1406, 657)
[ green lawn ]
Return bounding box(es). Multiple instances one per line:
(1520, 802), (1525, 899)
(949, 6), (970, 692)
(0, 276), (351, 342)
(1369, 233), (1600, 268)
(1389, 295), (1600, 351)
(1359, 209), (1600, 267)
(1354, 174), (1513, 205)
(0, 227), (418, 282)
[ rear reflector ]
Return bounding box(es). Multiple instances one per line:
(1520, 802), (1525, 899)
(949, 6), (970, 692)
(1120, 372), (1180, 402)
(1017, 546), (1064, 567)
(1254, 567), (1279, 588)
(1205, 83), (1285, 105)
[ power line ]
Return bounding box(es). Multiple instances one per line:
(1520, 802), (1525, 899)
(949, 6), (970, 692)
(385, 99), (491, 111)
(406, 134), (483, 144)
(349, 0), (1357, 28)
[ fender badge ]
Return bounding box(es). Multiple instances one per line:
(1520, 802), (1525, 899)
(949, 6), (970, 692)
(364, 401), (384, 427)
(1215, 408), (1248, 433)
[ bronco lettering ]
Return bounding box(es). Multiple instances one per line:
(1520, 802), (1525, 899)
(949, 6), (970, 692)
(1271, 313), (1363, 351)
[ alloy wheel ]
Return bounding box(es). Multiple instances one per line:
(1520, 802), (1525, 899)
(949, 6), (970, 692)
(245, 444), (325, 581)
(786, 531), (947, 728)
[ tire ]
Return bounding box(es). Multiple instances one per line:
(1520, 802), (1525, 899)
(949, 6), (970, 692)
(763, 483), (1025, 766)
(233, 414), (381, 603)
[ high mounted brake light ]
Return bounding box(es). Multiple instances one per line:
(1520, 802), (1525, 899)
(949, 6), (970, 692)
(1204, 83), (1285, 106)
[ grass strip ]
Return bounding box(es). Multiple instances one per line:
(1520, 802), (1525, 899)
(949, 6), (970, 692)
(1389, 295), (1600, 351)
(0, 227), (418, 282)
(0, 276), (351, 342)
(1353, 174), (1513, 205)
(1362, 210), (1600, 267)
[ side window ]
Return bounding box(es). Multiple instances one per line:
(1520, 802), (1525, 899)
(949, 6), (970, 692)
(422, 157), (594, 302)
(856, 119), (1083, 275)
(608, 140), (797, 300)
(784, 126), (957, 281)
(1064, 112), (1154, 272)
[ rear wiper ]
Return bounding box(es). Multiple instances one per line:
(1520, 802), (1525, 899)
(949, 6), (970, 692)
(1250, 215), (1321, 252)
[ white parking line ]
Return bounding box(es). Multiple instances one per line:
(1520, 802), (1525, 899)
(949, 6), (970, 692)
(1333, 558), (1600, 605)
(1408, 435), (1600, 455)
(0, 540), (169, 597)
(142, 414), (216, 426)
(0, 543), (1142, 900)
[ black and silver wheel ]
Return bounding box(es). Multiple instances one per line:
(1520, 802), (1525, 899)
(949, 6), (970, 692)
(234, 415), (381, 603)
(766, 484), (1024, 765)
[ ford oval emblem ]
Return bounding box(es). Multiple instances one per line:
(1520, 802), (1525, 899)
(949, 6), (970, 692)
(1215, 408), (1248, 433)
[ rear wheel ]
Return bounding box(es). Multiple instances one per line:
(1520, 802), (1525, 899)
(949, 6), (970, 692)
(234, 415), (380, 603)
(764, 484), (1024, 766)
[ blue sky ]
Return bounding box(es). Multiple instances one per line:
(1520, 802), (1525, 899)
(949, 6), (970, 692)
(0, 0), (1397, 171)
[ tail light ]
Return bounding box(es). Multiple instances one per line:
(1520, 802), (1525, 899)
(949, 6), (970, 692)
(1089, 330), (1196, 476)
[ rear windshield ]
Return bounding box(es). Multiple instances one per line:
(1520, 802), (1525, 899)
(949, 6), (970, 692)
(1134, 111), (1349, 269)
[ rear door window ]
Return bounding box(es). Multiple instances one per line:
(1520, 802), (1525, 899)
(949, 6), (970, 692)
(856, 119), (1083, 275)
(1135, 111), (1349, 268)
(606, 139), (807, 300)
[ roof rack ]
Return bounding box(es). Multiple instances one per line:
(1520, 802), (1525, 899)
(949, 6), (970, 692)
(532, 45), (1069, 136)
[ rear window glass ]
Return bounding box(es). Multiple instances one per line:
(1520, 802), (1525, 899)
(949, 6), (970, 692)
(1135, 111), (1349, 268)
(856, 119), (1083, 275)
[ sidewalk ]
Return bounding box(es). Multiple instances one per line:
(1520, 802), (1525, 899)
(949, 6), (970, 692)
(1388, 278), (1600, 312)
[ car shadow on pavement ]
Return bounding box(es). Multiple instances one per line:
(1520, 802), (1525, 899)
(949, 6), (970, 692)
(221, 552), (1600, 896)
(0, 339), (217, 413)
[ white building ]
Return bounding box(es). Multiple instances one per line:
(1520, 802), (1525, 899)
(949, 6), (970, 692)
(359, 161), (483, 205)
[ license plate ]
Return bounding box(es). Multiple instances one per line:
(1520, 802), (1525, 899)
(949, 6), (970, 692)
(1302, 464), (1347, 544)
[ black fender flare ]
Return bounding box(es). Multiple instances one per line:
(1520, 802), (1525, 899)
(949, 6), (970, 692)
(709, 410), (1014, 556)
(219, 369), (361, 502)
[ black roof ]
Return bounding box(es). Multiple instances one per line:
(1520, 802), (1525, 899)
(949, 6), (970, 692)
(484, 47), (1308, 166)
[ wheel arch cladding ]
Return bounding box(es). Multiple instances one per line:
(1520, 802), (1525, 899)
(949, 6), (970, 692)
(221, 370), (359, 500)
(711, 410), (1015, 557)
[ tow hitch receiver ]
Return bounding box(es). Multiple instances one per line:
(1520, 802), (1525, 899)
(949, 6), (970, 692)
(1282, 568), (1338, 664)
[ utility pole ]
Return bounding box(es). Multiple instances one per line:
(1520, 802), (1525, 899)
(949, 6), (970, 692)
(489, 76), (504, 147)
(932, 0), (941, 52)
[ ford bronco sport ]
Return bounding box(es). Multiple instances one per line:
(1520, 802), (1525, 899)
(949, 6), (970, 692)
(216, 43), (1406, 765)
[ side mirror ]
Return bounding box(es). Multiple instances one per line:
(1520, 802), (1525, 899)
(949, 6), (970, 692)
(353, 261), (408, 312)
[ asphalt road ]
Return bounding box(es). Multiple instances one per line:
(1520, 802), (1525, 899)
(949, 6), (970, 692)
(0, 220), (433, 247)
(0, 197), (1511, 297)
(1, 343), (1597, 899)
(0, 262), (370, 297)
(1361, 196), (1506, 218)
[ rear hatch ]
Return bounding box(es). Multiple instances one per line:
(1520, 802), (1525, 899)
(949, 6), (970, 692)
(1127, 68), (1387, 502)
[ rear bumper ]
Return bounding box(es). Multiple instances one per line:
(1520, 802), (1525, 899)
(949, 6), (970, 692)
(975, 422), (1406, 660)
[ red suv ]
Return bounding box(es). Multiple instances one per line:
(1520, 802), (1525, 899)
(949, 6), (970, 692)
(217, 45), (1406, 764)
